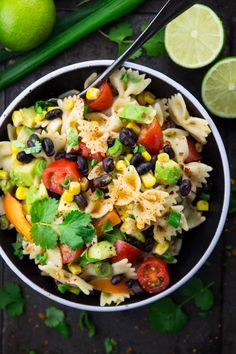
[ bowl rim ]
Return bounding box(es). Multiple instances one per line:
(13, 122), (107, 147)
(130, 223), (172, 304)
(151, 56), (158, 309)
(0, 59), (230, 312)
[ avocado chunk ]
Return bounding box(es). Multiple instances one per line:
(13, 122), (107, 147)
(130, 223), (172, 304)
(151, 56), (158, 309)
(155, 159), (182, 185)
(19, 107), (36, 128)
(119, 103), (156, 124)
(57, 199), (79, 216)
(26, 184), (48, 212)
(10, 159), (40, 187)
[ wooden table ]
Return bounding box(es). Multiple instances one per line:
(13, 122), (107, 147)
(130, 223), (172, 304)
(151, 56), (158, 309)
(1, 1), (236, 353)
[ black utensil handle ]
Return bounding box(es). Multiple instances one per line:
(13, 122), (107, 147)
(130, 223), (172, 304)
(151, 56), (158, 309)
(80, 0), (194, 96)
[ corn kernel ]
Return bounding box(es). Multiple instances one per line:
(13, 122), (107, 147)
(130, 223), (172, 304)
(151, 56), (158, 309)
(126, 153), (133, 162)
(69, 181), (81, 195)
(64, 98), (75, 111)
(35, 114), (44, 123)
(137, 92), (146, 105)
(126, 122), (141, 135)
(144, 91), (155, 104)
(153, 241), (169, 255)
(68, 263), (82, 275)
(61, 190), (74, 203)
(141, 173), (156, 188)
(86, 87), (100, 100)
(90, 120), (99, 126)
(16, 187), (28, 200)
(12, 111), (23, 127)
(115, 160), (127, 171)
(16, 126), (23, 135)
(141, 151), (152, 161)
(158, 153), (169, 163)
(196, 200), (209, 212)
(0, 170), (8, 180)
(80, 177), (89, 192)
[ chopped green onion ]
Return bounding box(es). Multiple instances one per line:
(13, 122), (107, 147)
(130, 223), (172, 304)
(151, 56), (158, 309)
(133, 145), (146, 154)
(57, 283), (70, 294)
(107, 139), (123, 157)
(199, 193), (210, 201)
(91, 159), (97, 168)
(61, 177), (71, 190)
(67, 128), (78, 147)
(160, 251), (175, 263)
(167, 211), (181, 228)
(34, 101), (56, 115)
(95, 188), (105, 199)
(36, 253), (47, 265)
(0, 215), (10, 230)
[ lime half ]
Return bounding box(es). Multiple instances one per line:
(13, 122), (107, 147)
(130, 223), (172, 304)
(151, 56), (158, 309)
(165, 4), (224, 69)
(202, 57), (236, 118)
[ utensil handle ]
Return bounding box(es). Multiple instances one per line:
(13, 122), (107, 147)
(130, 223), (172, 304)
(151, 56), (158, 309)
(81, 0), (194, 95)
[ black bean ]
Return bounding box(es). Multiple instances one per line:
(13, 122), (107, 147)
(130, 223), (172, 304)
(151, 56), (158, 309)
(65, 153), (77, 161)
(27, 134), (40, 148)
(42, 138), (55, 156)
(16, 151), (34, 163)
(54, 150), (66, 160)
(102, 156), (114, 173)
(47, 191), (61, 200)
(130, 153), (145, 167)
(77, 155), (89, 175)
(151, 155), (157, 171)
(163, 144), (175, 159)
(111, 274), (124, 285)
(136, 162), (153, 175)
(143, 226), (155, 252)
(126, 236), (144, 250)
(119, 128), (138, 147)
(74, 193), (88, 209)
(45, 108), (63, 120)
(93, 174), (112, 189)
(107, 136), (116, 148)
(179, 179), (192, 196)
(177, 176), (183, 186)
(126, 279), (144, 295)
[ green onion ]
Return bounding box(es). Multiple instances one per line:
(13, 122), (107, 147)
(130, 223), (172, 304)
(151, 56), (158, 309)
(35, 253), (47, 265)
(61, 177), (71, 190)
(167, 211), (181, 228)
(107, 138), (123, 157)
(0, 0), (145, 90)
(0, 215), (10, 230)
(160, 251), (175, 263)
(95, 188), (105, 199)
(199, 193), (210, 201)
(90, 159), (97, 168)
(57, 283), (70, 294)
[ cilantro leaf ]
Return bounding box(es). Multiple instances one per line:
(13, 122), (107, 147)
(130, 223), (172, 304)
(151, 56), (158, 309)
(31, 198), (58, 223)
(55, 322), (71, 337)
(179, 277), (204, 297)
(31, 224), (58, 249)
(101, 220), (113, 234)
(108, 22), (133, 42)
(102, 228), (126, 243)
(36, 252), (47, 265)
(117, 41), (142, 60)
(194, 288), (214, 311)
(12, 233), (24, 260)
(6, 301), (25, 317)
(149, 298), (188, 332)
(95, 188), (105, 199)
(0, 281), (25, 317)
(24, 141), (42, 154)
(34, 101), (56, 115)
(44, 306), (65, 327)
(67, 128), (78, 147)
(104, 337), (118, 354)
(141, 24), (166, 57)
(79, 311), (96, 337)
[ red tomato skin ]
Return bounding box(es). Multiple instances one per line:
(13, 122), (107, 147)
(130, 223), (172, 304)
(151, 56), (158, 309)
(42, 159), (81, 195)
(78, 142), (104, 162)
(60, 244), (84, 264)
(137, 257), (170, 294)
(184, 138), (202, 163)
(86, 81), (113, 111)
(111, 240), (141, 265)
(138, 120), (163, 154)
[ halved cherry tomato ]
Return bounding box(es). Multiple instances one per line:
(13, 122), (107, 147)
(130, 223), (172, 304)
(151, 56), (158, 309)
(3, 193), (32, 242)
(59, 244), (84, 264)
(95, 210), (121, 236)
(111, 240), (141, 265)
(89, 277), (131, 294)
(137, 257), (170, 294)
(185, 138), (202, 163)
(138, 120), (163, 154)
(86, 81), (113, 111)
(42, 159), (81, 195)
(78, 142), (104, 162)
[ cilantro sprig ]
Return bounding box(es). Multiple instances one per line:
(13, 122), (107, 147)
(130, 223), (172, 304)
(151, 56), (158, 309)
(30, 198), (96, 250)
(0, 281), (25, 317)
(79, 311), (96, 337)
(104, 337), (118, 354)
(44, 306), (71, 337)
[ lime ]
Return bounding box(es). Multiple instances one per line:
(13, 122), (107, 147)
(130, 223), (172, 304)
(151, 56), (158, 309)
(165, 4), (224, 69)
(201, 57), (236, 118)
(0, 0), (56, 52)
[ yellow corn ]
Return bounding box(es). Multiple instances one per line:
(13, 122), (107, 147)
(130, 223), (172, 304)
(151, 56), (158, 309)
(126, 122), (141, 135)
(12, 111), (23, 127)
(126, 153), (133, 162)
(137, 92), (146, 105)
(69, 181), (81, 195)
(153, 241), (169, 255)
(80, 177), (89, 192)
(16, 126), (23, 135)
(115, 160), (127, 171)
(196, 200), (209, 212)
(86, 87), (100, 100)
(158, 153), (169, 163)
(141, 151), (152, 161)
(141, 173), (156, 189)
(15, 187), (28, 200)
(144, 91), (155, 104)
(61, 190), (74, 203)
(35, 114), (44, 123)
(0, 170), (8, 180)
(12, 153), (22, 165)
(64, 98), (75, 111)
(68, 263), (82, 275)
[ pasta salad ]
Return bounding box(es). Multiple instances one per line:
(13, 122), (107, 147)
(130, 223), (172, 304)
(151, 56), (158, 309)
(0, 68), (212, 306)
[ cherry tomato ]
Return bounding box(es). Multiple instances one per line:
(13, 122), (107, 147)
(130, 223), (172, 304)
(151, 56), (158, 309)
(111, 240), (141, 265)
(86, 81), (113, 111)
(138, 120), (163, 154)
(185, 138), (202, 163)
(78, 142), (104, 162)
(42, 159), (81, 195)
(137, 257), (170, 294)
(60, 244), (84, 264)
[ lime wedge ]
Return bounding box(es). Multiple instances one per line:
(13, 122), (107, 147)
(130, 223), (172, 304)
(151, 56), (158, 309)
(165, 4), (224, 69)
(201, 57), (236, 118)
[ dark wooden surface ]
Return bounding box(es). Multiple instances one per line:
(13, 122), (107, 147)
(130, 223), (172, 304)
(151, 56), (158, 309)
(1, 1), (236, 353)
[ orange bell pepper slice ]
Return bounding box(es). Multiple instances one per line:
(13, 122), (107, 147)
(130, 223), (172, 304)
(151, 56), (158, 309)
(94, 210), (121, 236)
(3, 193), (32, 243)
(89, 277), (131, 295)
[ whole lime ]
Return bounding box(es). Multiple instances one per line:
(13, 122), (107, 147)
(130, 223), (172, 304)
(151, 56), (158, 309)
(0, 0), (56, 52)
